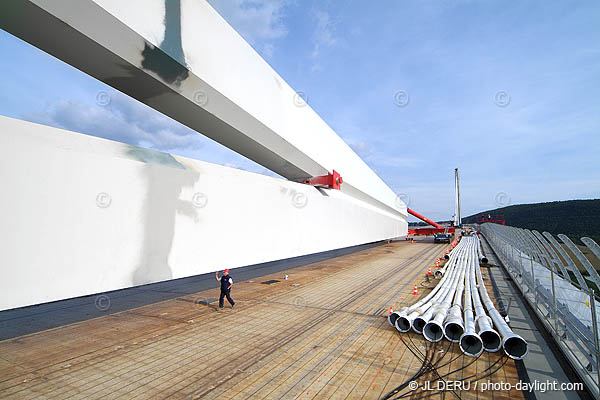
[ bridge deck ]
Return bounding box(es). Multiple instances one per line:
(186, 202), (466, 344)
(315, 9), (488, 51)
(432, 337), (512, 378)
(0, 240), (522, 399)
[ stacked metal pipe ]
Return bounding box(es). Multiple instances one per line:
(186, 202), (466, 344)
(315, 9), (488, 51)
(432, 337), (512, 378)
(388, 235), (528, 359)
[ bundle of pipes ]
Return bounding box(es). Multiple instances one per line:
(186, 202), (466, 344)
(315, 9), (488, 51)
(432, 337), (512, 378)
(443, 237), (460, 260)
(388, 235), (528, 360)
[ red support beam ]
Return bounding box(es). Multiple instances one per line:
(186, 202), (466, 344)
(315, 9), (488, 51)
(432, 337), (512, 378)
(302, 170), (343, 190)
(407, 208), (444, 229)
(408, 227), (455, 236)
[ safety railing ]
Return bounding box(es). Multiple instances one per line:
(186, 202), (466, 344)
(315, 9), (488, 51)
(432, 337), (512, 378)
(480, 223), (600, 399)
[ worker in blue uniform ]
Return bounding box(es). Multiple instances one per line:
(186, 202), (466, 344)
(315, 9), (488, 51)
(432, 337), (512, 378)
(215, 269), (235, 310)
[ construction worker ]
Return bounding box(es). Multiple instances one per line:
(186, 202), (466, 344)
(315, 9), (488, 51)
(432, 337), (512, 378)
(215, 269), (235, 310)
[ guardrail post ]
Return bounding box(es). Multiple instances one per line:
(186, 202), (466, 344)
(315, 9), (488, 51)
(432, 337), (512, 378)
(511, 246), (515, 274)
(590, 289), (600, 388)
(531, 258), (537, 310)
(518, 250), (524, 293)
(550, 270), (558, 333)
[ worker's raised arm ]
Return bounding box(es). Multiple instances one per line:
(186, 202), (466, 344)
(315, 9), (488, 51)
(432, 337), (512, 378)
(215, 271), (220, 281)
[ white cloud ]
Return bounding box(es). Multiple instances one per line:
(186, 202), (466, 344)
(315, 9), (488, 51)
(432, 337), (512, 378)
(21, 89), (286, 179)
(23, 91), (203, 153)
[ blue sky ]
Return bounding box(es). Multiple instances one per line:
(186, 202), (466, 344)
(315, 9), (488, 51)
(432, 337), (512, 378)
(1, 0), (598, 221)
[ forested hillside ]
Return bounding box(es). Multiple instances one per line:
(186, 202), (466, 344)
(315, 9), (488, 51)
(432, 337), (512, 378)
(463, 199), (600, 244)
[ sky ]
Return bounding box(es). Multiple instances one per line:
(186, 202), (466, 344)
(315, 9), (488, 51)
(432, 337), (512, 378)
(0, 0), (598, 222)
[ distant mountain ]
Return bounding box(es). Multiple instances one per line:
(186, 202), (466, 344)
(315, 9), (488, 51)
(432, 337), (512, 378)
(463, 199), (600, 244)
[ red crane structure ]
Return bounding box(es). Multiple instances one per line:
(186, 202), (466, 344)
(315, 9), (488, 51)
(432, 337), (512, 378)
(406, 208), (455, 236)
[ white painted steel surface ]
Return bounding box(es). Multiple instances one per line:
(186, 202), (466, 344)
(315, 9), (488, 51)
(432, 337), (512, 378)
(0, 116), (407, 311)
(0, 0), (407, 219)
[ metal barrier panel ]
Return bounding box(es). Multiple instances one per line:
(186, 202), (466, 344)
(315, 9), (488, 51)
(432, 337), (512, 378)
(480, 223), (600, 398)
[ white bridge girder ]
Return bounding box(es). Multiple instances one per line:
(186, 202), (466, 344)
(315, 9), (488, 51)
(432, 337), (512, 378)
(0, 0), (407, 219)
(0, 116), (407, 311)
(0, 0), (408, 311)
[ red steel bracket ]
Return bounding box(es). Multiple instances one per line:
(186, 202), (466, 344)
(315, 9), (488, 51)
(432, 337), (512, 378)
(302, 170), (343, 190)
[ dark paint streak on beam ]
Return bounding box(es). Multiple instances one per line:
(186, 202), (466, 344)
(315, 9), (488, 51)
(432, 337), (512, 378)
(0, 1), (311, 180)
(141, 0), (189, 85)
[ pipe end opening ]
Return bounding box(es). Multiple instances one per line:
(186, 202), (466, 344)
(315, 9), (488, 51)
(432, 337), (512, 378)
(424, 322), (444, 342)
(460, 334), (483, 357)
(504, 336), (528, 360)
(388, 313), (399, 327)
(412, 318), (426, 334)
(395, 317), (411, 332)
(444, 323), (464, 342)
(480, 330), (502, 352)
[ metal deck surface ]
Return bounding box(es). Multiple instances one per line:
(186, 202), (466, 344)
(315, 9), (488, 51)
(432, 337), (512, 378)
(0, 239), (523, 399)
